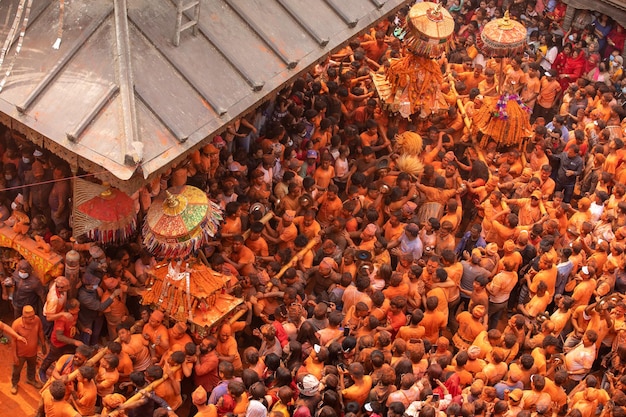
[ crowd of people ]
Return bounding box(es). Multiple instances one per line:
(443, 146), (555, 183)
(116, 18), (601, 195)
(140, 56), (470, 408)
(2, 0), (626, 416)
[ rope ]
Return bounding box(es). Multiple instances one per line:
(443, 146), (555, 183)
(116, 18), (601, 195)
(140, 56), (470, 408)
(0, 169), (113, 194)
(0, 0), (25, 68)
(0, 0), (34, 93)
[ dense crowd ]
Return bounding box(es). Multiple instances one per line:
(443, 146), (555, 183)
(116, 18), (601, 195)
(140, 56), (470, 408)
(2, 0), (626, 416)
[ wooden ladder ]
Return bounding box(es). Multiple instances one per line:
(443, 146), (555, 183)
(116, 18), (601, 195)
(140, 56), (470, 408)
(173, 0), (200, 46)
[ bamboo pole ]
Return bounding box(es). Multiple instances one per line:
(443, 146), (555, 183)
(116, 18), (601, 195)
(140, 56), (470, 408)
(447, 73), (472, 131)
(228, 307), (247, 324)
(273, 236), (320, 281)
(242, 211), (274, 240)
(40, 340), (118, 393)
(106, 364), (182, 417)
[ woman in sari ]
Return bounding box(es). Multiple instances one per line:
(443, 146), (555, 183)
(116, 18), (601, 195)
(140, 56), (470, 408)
(605, 24), (626, 59)
(559, 48), (587, 91)
(553, 43), (572, 75)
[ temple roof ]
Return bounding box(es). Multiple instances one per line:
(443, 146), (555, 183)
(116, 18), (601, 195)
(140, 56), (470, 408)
(0, 0), (406, 191)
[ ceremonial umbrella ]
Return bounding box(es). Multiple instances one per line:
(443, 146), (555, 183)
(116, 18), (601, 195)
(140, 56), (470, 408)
(479, 11), (527, 58)
(142, 185), (222, 258)
(73, 179), (136, 244)
(404, 2), (455, 58)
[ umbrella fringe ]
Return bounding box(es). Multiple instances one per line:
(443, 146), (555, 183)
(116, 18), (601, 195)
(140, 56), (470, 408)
(73, 178), (137, 244)
(142, 186), (223, 258)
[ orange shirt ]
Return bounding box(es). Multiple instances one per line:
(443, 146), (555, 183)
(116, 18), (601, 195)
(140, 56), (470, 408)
(12, 315), (42, 358)
(116, 351), (133, 379)
(529, 266), (558, 297)
(427, 287), (449, 323)
(515, 199), (542, 226)
(371, 301), (389, 322)
(526, 292), (551, 317)
(537, 78), (561, 108)
(43, 389), (80, 417)
(222, 217), (242, 236)
(521, 75), (541, 109)
(293, 216), (322, 240)
(571, 279), (597, 309)
(231, 246), (256, 272)
(422, 310), (446, 343)
(217, 336), (242, 370)
(445, 262), (464, 285)
(397, 325), (426, 342)
(246, 236), (269, 257)
(383, 283), (410, 300)
(277, 222), (298, 250)
(359, 238), (377, 254)
(142, 323), (170, 359)
(440, 207), (462, 231)
(383, 221), (404, 242)
(545, 378), (568, 407)
(167, 330), (194, 354)
(233, 393), (250, 415)
(317, 194), (343, 225)
(464, 358), (487, 375)
(471, 331), (494, 360)
(387, 311), (407, 333)
(96, 366), (119, 396)
(490, 220), (518, 247)
(73, 379), (97, 416)
(456, 311), (485, 343)
(342, 376), (373, 406)
(531, 347), (548, 375)
(314, 166), (335, 189)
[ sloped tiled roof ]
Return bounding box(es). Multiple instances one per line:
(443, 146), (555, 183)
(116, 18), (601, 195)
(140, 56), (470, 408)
(562, 0), (626, 29)
(0, 0), (407, 191)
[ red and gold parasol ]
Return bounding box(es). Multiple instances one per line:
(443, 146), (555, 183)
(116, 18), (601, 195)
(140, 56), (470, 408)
(142, 185), (222, 258)
(478, 11), (527, 58)
(404, 2), (455, 58)
(73, 179), (136, 244)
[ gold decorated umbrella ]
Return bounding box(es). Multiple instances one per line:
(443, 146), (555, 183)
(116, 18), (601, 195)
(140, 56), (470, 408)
(404, 2), (455, 58)
(142, 185), (222, 258)
(479, 11), (527, 58)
